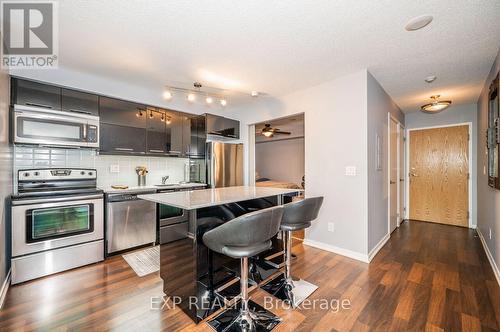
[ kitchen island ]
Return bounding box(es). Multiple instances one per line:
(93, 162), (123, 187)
(138, 186), (301, 322)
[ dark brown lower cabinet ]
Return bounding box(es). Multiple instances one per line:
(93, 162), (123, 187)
(100, 123), (146, 155)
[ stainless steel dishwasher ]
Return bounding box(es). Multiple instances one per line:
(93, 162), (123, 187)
(105, 190), (157, 255)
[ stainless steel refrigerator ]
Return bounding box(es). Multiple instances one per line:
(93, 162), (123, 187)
(205, 141), (244, 188)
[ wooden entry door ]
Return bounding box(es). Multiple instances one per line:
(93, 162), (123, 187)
(409, 125), (469, 227)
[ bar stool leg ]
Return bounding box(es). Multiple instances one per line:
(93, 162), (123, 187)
(261, 230), (318, 307)
(210, 257), (281, 332)
(237, 257), (254, 330)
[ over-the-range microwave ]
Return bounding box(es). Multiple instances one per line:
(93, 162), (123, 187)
(12, 104), (99, 148)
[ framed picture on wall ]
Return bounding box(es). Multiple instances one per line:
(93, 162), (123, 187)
(376, 133), (382, 171)
(487, 73), (499, 189)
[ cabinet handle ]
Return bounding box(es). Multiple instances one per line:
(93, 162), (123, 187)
(149, 149), (164, 153)
(114, 147), (134, 151)
(25, 102), (53, 109)
(82, 125), (87, 139)
(168, 150), (181, 154)
(227, 134), (237, 138)
(69, 109), (92, 115)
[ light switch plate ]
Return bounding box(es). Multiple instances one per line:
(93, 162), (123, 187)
(345, 166), (357, 176)
(109, 164), (120, 173)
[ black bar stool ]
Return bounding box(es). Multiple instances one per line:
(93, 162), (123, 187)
(203, 205), (284, 332)
(261, 196), (324, 307)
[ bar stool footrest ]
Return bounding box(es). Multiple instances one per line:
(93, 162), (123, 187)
(261, 273), (318, 307)
(207, 299), (281, 332)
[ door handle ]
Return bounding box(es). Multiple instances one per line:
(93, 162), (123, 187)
(25, 102), (53, 109)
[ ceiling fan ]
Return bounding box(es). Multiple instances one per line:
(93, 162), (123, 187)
(258, 124), (291, 138)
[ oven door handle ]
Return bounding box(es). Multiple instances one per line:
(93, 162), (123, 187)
(12, 194), (103, 206)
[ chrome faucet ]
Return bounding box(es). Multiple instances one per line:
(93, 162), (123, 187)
(161, 175), (169, 184)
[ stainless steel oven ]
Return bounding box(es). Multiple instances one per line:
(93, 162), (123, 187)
(11, 168), (104, 284)
(12, 104), (99, 148)
(12, 194), (103, 257)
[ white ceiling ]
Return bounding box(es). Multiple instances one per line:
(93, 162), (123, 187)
(58, 0), (500, 113)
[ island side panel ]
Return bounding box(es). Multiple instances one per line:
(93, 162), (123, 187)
(160, 210), (197, 321)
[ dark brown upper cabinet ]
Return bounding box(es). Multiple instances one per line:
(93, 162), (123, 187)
(487, 73), (499, 189)
(146, 108), (168, 155)
(100, 123), (146, 155)
(205, 113), (240, 139)
(11, 78), (61, 110)
(164, 110), (184, 156)
(99, 96), (147, 128)
(189, 115), (206, 158)
(181, 114), (192, 156)
(61, 88), (99, 116)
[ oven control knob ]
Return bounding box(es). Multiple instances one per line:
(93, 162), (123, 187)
(81, 171), (85, 175)
(24, 172), (30, 177)
(88, 172), (93, 176)
(34, 171), (39, 176)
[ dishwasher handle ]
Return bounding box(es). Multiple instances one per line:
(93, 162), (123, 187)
(106, 190), (156, 202)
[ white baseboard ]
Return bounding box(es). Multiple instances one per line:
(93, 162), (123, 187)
(368, 233), (390, 262)
(303, 239), (369, 263)
(0, 269), (11, 309)
(477, 228), (500, 287)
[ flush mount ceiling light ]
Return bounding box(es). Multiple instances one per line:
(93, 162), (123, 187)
(421, 95), (452, 113)
(425, 75), (437, 83)
(405, 15), (433, 31)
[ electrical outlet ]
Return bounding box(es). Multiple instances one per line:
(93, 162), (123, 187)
(327, 222), (335, 232)
(489, 228), (492, 240)
(109, 164), (120, 173)
(345, 166), (357, 176)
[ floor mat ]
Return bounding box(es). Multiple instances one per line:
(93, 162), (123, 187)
(122, 246), (159, 277)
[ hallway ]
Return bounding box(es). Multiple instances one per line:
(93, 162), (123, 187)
(368, 220), (500, 330)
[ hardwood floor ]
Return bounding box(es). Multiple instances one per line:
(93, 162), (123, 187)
(1, 220), (499, 331)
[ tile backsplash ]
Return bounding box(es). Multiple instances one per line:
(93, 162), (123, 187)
(14, 146), (190, 190)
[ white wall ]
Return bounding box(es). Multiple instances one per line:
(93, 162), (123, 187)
(477, 47), (500, 281)
(255, 138), (304, 185)
(405, 103), (478, 227)
(230, 70), (369, 258)
(366, 72), (405, 253)
(0, 69), (13, 301)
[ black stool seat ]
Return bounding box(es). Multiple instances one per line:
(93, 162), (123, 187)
(280, 197), (323, 230)
(203, 207), (283, 258)
(261, 196), (324, 308)
(202, 205), (284, 332)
